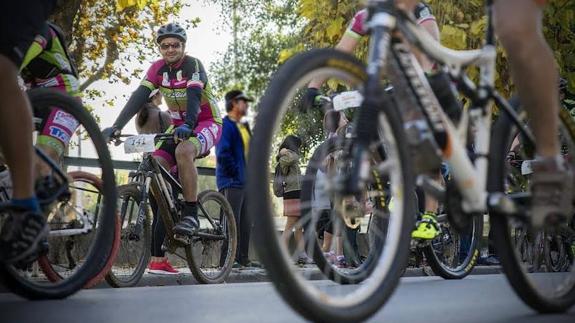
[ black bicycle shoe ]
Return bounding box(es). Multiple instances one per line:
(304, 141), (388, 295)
(173, 203), (199, 240)
(0, 205), (49, 264)
(530, 157), (574, 229)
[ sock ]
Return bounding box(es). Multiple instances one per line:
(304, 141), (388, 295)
(184, 201), (198, 219)
(12, 196), (41, 213)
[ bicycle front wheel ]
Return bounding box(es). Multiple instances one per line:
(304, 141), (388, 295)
(247, 49), (415, 322)
(105, 183), (151, 288)
(186, 190), (237, 284)
(0, 88), (117, 299)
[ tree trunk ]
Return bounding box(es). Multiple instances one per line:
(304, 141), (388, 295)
(50, 0), (83, 44)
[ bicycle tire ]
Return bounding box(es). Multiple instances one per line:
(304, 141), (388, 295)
(422, 212), (482, 279)
(186, 190), (237, 284)
(489, 98), (575, 312)
(105, 183), (151, 288)
(0, 88), (117, 299)
(37, 171), (121, 288)
(301, 136), (384, 284)
(247, 48), (415, 322)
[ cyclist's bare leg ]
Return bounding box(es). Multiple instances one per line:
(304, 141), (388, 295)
(175, 141), (198, 202)
(171, 141), (200, 238)
(0, 55), (47, 264)
(0, 56), (35, 200)
(495, 0), (572, 226)
(153, 154), (171, 170)
(494, 0), (558, 157)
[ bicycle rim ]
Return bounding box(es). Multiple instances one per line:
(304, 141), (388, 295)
(0, 88), (117, 299)
(186, 190), (237, 284)
(490, 101), (575, 312)
(247, 49), (415, 322)
(105, 183), (150, 288)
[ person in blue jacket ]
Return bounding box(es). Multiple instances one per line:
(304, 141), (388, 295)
(216, 90), (259, 268)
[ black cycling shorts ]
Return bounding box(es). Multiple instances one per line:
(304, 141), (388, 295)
(0, 1), (57, 66)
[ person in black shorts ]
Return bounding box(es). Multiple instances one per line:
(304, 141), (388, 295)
(0, 1), (57, 264)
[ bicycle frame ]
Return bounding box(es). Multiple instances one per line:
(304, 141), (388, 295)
(362, 0), (534, 213)
(129, 154), (226, 242)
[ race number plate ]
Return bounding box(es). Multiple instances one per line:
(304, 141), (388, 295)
(124, 134), (157, 154)
(521, 160), (533, 175)
(333, 90), (363, 111)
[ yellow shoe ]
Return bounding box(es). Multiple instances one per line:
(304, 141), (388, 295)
(411, 212), (440, 240)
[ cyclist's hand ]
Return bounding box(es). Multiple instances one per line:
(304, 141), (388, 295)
(174, 123), (194, 142)
(300, 87), (322, 112)
(102, 126), (120, 143)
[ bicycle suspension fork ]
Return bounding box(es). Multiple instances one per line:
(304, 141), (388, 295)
(343, 12), (396, 195)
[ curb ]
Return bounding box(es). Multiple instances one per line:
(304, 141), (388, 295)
(90, 265), (503, 289)
(0, 266), (504, 293)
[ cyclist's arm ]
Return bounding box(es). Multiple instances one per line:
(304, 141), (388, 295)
(184, 58), (208, 128)
(19, 26), (51, 71)
(414, 19), (440, 72)
(113, 85), (152, 130)
(113, 63), (161, 130)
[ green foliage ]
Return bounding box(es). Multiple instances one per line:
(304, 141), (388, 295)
(209, 0), (301, 99)
(543, 0), (575, 92)
(52, 0), (197, 103)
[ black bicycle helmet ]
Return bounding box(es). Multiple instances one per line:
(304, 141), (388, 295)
(156, 23), (187, 44)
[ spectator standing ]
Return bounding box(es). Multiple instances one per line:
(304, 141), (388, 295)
(278, 135), (312, 264)
(216, 90), (259, 268)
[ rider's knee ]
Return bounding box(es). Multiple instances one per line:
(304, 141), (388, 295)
(175, 141), (197, 162)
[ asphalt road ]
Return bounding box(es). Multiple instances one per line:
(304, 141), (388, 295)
(1, 275), (574, 323)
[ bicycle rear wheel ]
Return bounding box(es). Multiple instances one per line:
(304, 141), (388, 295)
(422, 210), (482, 279)
(489, 98), (575, 312)
(186, 190), (237, 284)
(247, 49), (415, 322)
(421, 178), (483, 280)
(0, 88), (117, 299)
(37, 171), (120, 288)
(105, 183), (151, 288)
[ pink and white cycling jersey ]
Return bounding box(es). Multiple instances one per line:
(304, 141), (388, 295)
(140, 55), (221, 126)
(346, 3), (435, 38)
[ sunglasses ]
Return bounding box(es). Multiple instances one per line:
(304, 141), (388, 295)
(160, 42), (182, 50)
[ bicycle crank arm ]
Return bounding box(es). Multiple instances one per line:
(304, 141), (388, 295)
(194, 231), (226, 241)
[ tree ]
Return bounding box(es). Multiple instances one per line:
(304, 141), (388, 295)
(209, 0), (301, 98)
(50, 0), (198, 102)
(281, 0), (575, 94)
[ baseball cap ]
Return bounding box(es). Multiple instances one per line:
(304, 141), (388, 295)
(225, 90), (254, 103)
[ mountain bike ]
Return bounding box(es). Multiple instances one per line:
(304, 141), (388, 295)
(300, 94), (481, 284)
(248, 0), (575, 321)
(0, 88), (117, 299)
(106, 133), (237, 286)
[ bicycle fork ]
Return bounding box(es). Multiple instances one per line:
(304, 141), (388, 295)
(342, 11), (396, 196)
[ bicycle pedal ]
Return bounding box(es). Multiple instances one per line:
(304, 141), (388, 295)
(173, 233), (192, 245)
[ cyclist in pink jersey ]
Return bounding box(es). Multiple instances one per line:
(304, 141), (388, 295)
(104, 23), (223, 239)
